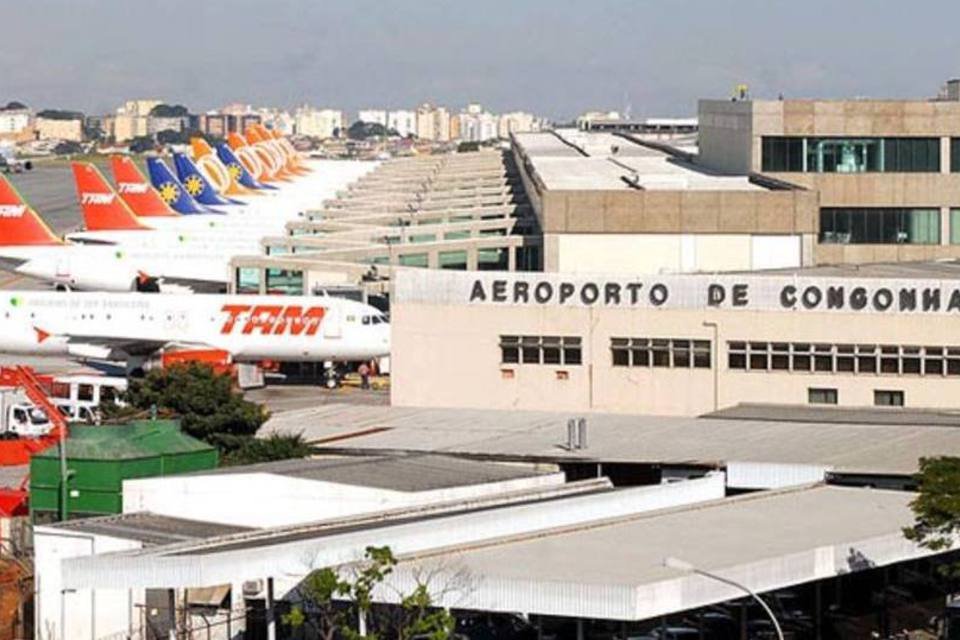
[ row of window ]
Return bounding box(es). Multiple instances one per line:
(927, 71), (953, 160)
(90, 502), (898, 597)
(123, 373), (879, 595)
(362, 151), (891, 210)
(762, 137), (942, 173)
(502, 336), (960, 378)
(808, 388), (904, 407)
(819, 208), (941, 245)
(500, 336), (582, 366)
(610, 338), (711, 369)
(729, 342), (960, 376)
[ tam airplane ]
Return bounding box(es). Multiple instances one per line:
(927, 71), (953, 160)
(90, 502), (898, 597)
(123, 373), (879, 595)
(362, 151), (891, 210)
(0, 175), (232, 292)
(0, 291), (390, 366)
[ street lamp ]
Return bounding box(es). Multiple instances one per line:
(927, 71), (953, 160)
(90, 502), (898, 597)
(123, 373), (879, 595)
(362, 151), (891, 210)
(662, 557), (784, 640)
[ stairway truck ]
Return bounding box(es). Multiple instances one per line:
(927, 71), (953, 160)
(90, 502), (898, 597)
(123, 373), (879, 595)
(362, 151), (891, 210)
(0, 387), (53, 438)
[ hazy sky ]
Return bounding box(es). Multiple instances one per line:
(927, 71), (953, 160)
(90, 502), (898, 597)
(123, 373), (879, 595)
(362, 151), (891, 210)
(3, 0), (959, 120)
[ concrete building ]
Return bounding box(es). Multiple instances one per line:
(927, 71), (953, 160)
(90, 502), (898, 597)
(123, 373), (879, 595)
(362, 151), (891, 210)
(459, 109), (499, 142)
(513, 129), (817, 274)
(415, 103), (451, 141)
(146, 115), (186, 135)
(357, 109), (388, 126)
(699, 97), (960, 264)
(387, 109), (416, 137)
(498, 111), (542, 139)
(0, 108), (33, 142)
(390, 264), (960, 416)
(295, 106), (344, 139)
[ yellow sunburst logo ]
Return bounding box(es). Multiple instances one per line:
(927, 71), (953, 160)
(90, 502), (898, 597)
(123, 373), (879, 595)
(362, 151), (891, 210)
(184, 175), (204, 196)
(228, 163), (242, 179)
(159, 182), (180, 204)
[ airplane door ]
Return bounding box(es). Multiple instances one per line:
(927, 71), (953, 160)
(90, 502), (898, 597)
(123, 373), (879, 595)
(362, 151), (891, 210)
(322, 304), (341, 339)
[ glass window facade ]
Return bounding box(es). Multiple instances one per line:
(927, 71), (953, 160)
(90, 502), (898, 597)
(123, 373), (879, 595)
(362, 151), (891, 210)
(611, 338), (711, 369)
(762, 137), (940, 173)
(235, 267), (261, 294)
(500, 335), (582, 366)
(265, 269), (304, 295)
(952, 210), (960, 245)
(952, 139), (960, 172)
(728, 342), (960, 376)
(819, 208), (940, 244)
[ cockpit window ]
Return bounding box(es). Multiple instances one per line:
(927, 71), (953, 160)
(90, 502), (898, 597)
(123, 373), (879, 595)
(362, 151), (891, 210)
(362, 316), (371, 325)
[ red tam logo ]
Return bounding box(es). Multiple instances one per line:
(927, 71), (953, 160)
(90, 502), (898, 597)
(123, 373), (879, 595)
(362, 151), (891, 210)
(220, 305), (326, 336)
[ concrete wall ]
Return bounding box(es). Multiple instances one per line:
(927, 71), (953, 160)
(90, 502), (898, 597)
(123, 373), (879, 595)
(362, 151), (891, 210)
(34, 528), (142, 640)
(697, 100), (755, 174)
(391, 271), (960, 416)
(123, 471), (565, 528)
(549, 233), (803, 274)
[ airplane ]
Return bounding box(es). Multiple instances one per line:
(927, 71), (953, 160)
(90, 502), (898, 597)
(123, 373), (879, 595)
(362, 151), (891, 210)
(0, 290), (390, 368)
(0, 174), (234, 292)
(0, 145), (32, 174)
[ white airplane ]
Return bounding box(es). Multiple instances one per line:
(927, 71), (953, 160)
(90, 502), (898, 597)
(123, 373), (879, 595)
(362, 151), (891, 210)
(0, 291), (390, 366)
(0, 174), (231, 292)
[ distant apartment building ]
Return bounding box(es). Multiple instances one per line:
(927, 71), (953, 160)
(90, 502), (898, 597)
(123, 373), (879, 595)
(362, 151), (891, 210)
(498, 112), (544, 138)
(387, 110), (416, 137)
(416, 103), (452, 141)
(295, 107), (344, 139)
(34, 116), (84, 142)
(357, 109), (388, 126)
(459, 109), (499, 142)
(258, 109), (294, 135)
(0, 108), (33, 143)
(147, 116), (186, 135)
(113, 99), (161, 142)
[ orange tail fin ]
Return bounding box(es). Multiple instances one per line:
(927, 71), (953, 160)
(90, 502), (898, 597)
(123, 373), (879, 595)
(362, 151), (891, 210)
(109, 155), (178, 218)
(71, 163), (150, 231)
(0, 175), (63, 246)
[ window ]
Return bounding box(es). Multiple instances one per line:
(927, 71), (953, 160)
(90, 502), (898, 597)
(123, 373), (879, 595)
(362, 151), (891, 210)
(761, 137), (804, 172)
(265, 269), (304, 295)
(951, 209), (960, 245)
(953, 138), (960, 173)
(612, 338), (711, 369)
(808, 388), (838, 405)
(501, 335), (582, 366)
(235, 267), (261, 295)
(874, 390), (905, 407)
(728, 342), (960, 377)
(820, 208), (940, 244)
(763, 137), (941, 173)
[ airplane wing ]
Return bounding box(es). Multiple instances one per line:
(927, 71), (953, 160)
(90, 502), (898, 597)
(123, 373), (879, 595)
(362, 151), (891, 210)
(62, 335), (210, 360)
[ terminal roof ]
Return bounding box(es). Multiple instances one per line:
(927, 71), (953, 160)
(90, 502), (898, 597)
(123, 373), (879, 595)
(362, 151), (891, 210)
(186, 453), (550, 492)
(514, 129), (764, 192)
(750, 260), (960, 280)
(262, 403), (960, 476)
(41, 512), (252, 546)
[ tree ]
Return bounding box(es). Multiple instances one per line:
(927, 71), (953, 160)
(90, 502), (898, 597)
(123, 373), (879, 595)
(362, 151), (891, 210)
(36, 109), (84, 121)
(103, 362), (269, 455)
(149, 103), (190, 118)
(905, 457), (960, 556)
(283, 546), (456, 640)
(2, 101), (27, 111)
(127, 135), (156, 153)
(223, 432), (313, 466)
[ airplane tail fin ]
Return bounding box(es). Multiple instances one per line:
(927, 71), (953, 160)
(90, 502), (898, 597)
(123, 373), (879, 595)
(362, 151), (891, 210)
(217, 143), (276, 190)
(0, 174), (63, 245)
(228, 132), (278, 183)
(146, 158), (221, 215)
(245, 126), (294, 181)
(109, 155), (179, 218)
(258, 125), (310, 174)
(172, 152), (242, 206)
(71, 162), (150, 231)
(191, 137), (256, 197)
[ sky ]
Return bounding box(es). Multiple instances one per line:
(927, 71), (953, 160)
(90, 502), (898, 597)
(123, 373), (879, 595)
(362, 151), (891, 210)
(2, 0), (959, 121)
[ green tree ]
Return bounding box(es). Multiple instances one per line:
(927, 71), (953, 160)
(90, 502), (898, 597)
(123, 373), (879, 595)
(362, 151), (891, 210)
(223, 432), (313, 466)
(127, 135), (156, 153)
(104, 363), (268, 455)
(284, 546), (455, 640)
(905, 457), (960, 554)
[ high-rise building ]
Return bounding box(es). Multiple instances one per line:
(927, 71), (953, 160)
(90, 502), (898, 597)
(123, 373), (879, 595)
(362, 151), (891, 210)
(357, 110), (388, 127)
(458, 109), (499, 142)
(498, 112), (542, 139)
(387, 110), (416, 137)
(0, 107), (33, 142)
(113, 99), (161, 142)
(416, 103), (452, 141)
(295, 107), (344, 139)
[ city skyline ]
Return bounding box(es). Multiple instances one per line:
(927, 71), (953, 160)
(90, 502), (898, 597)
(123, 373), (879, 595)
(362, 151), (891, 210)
(4, 0), (960, 119)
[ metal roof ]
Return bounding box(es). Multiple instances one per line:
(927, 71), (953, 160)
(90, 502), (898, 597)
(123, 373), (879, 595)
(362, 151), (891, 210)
(187, 453), (551, 492)
(42, 512), (252, 546)
(746, 260), (960, 280)
(34, 420), (213, 461)
(261, 403), (960, 475)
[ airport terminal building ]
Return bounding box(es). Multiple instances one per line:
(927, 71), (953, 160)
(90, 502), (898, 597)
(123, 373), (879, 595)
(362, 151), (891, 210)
(391, 264), (960, 416)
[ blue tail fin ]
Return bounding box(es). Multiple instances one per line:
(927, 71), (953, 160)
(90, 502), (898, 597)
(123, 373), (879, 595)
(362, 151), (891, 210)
(173, 152), (244, 206)
(216, 144), (276, 190)
(146, 158), (224, 215)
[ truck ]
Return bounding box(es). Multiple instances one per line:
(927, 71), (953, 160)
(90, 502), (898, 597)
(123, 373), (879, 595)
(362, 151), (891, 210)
(0, 388), (53, 438)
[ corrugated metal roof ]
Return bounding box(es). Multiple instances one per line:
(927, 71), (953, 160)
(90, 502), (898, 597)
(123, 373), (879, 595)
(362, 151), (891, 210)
(707, 403), (960, 427)
(34, 420), (213, 461)
(261, 403), (960, 475)
(43, 512), (252, 546)
(188, 453), (550, 492)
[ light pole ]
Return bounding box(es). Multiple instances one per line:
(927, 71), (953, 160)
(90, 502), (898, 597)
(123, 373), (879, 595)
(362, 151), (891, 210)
(662, 557), (784, 640)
